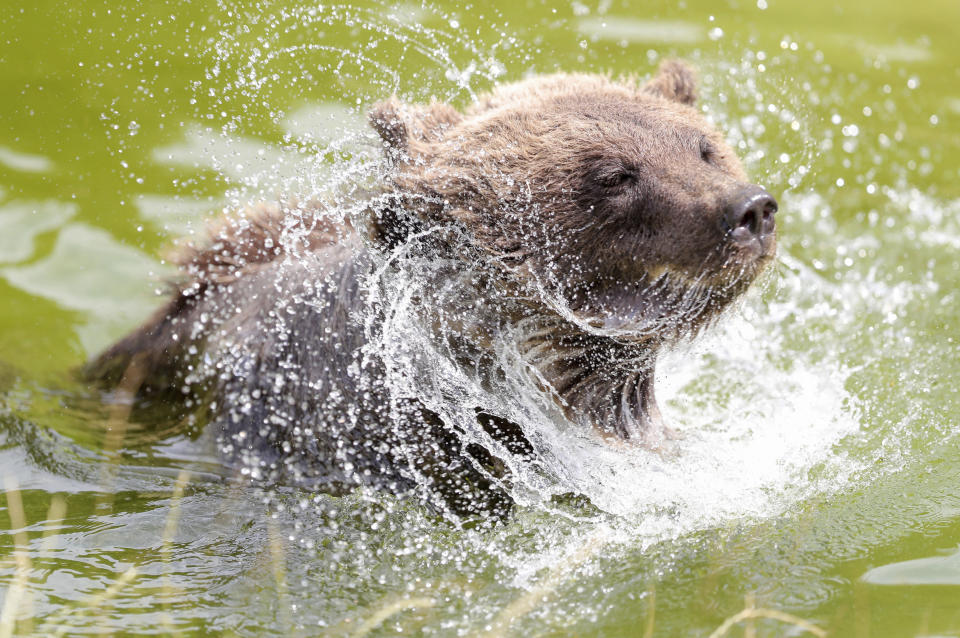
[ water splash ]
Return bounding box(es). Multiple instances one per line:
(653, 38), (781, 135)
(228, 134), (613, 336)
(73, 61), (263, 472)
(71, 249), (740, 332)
(162, 1), (883, 543)
(8, 1), (959, 634)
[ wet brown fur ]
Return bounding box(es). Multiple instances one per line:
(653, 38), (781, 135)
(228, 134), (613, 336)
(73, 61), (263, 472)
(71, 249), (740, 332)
(86, 61), (776, 517)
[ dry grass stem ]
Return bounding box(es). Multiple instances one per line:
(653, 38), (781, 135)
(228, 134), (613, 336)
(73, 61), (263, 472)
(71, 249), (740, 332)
(744, 592), (756, 638)
(267, 519), (292, 630)
(39, 495), (67, 553)
(350, 596), (436, 638)
(95, 353), (149, 511)
(643, 585), (656, 638)
(1, 475), (34, 638)
(160, 470), (191, 637)
(47, 566), (138, 638)
(479, 531), (607, 638)
(707, 605), (827, 638)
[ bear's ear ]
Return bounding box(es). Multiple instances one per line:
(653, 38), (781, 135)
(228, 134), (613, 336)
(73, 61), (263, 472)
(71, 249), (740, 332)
(368, 98), (463, 162)
(640, 60), (697, 106)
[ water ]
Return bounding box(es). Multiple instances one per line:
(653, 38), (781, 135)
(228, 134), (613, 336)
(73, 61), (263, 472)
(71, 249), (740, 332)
(2, 0), (960, 635)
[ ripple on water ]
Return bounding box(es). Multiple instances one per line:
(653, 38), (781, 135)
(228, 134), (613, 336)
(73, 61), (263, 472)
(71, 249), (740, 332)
(0, 223), (169, 355)
(863, 550), (960, 586)
(0, 199), (77, 264)
(576, 18), (705, 45)
(0, 146), (53, 174)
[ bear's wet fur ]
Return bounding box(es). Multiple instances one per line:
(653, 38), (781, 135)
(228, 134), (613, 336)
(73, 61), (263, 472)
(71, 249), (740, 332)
(86, 61), (777, 518)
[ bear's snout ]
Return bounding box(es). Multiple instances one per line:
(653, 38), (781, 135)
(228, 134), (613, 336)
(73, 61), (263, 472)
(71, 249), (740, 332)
(721, 186), (778, 256)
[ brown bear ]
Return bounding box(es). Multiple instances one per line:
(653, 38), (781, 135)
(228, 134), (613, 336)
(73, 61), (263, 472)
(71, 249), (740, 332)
(86, 60), (777, 518)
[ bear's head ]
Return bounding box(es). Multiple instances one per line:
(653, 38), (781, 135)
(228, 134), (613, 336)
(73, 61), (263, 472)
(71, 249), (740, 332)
(368, 60), (776, 347)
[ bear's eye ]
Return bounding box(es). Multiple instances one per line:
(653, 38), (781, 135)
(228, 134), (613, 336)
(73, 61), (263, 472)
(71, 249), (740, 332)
(598, 171), (636, 188)
(700, 139), (716, 164)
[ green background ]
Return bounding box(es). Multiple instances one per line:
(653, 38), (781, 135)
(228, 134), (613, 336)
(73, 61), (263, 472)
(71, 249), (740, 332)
(1, 0), (959, 635)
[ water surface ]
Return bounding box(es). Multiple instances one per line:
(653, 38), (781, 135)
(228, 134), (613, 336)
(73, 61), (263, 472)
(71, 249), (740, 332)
(2, 0), (960, 635)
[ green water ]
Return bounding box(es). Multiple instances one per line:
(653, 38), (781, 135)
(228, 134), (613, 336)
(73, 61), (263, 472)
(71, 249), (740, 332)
(2, 0), (960, 635)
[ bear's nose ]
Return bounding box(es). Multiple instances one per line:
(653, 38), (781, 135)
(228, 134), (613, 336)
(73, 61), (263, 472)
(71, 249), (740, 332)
(722, 188), (778, 242)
